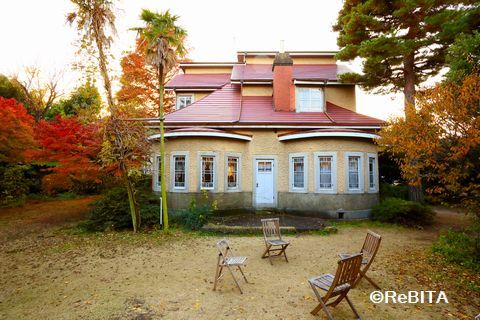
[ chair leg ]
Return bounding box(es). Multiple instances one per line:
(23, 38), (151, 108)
(309, 283), (334, 319)
(363, 274), (380, 290)
(261, 244), (270, 258)
(279, 244), (289, 262)
(345, 295), (361, 320)
(213, 264), (222, 291)
(237, 265), (248, 283)
(226, 265), (243, 294)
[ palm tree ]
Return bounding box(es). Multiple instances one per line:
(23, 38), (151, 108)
(133, 9), (187, 230)
(68, 0), (143, 233)
(67, 0), (117, 112)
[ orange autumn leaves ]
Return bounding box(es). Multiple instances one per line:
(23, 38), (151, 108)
(117, 38), (176, 116)
(380, 72), (480, 209)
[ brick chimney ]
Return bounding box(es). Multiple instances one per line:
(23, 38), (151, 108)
(272, 52), (295, 112)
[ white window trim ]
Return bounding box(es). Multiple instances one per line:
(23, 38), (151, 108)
(367, 153), (379, 193)
(314, 152), (337, 194)
(295, 87), (325, 113)
(224, 152), (242, 192)
(345, 152), (365, 194)
(169, 151), (189, 192)
(176, 94), (194, 110)
(152, 154), (162, 192)
(289, 153), (308, 193)
(198, 151), (218, 191)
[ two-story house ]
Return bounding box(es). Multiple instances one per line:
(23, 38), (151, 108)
(146, 51), (384, 218)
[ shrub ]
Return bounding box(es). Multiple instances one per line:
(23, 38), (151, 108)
(83, 185), (160, 231)
(0, 164), (33, 206)
(379, 182), (408, 200)
(432, 222), (480, 271)
(371, 197), (435, 227)
(171, 191), (217, 230)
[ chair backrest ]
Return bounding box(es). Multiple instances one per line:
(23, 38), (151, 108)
(328, 253), (363, 295)
(217, 239), (232, 260)
(261, 218), (282, 242)
(361, 230), (382, 264)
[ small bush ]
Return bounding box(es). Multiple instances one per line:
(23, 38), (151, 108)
(0, 164), (34, 206)
(83, 186), (160, 231)
(371, 197), (435, 227)
(432, 222), (480, 271)
(379, 182), (408, 200)
(171, 191), (216, 230)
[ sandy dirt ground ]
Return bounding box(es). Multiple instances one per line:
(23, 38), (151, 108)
(0, 201), (478, 320)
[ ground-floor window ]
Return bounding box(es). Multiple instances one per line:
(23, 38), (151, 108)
(314, 152), (337, 193)
(289, 153), (307, 192)
(173, 154), (187, 190)
(166, 152), (189, 192)
(200, 154), (215, 190)
(368, 153), (378, 192)
(226, 155), (240, 190)
(346, 152), (364, 193)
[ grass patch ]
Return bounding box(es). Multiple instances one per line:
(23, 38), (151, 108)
(432, 223), (480, 272)
(330, 219), (403, 229)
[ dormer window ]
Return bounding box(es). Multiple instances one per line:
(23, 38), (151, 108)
(296, 87), (325, 112)
(176, 94), (193, 110)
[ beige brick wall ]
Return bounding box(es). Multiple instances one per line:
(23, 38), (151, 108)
(242, 85), (273, 96)
(152, 130), (378, 194)
(325, 86), (356, 112)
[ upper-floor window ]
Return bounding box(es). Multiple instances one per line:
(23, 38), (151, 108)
(296, 87), (324, 112)
(176, 94), (193, 110)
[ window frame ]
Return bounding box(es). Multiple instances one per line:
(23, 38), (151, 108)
(314, 152), (337, 194)
(169, 151), (189, 192)
(198, 152), (217, 191)
(345, 152), (364, 193)
(224, 152), (241, 192)
(289, 153), (308, 193)
(152, 154), (162, 192)
(367, 153), (378, 193)
(295, 87), (325, 112)
(176, 94), (194, 110)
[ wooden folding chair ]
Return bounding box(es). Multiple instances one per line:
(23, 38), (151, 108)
(338, 230), (382, 289)
(260, 218), (290, 265)
(213, 239), (249, 294)
(308, 253), (363, 319)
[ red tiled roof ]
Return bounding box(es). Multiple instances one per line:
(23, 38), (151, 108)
(278, 128), (375, 137)
(167, 127), (251, 137)
(164, 84), (241, 123)
(165, 73), (231, 89)
(164, 84), (384, 127)
(230, 64), (341, 81)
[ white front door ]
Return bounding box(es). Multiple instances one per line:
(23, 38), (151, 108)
(255, 159), (275, 206)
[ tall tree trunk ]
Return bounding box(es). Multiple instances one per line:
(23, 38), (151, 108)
(93, 22), (115, 113)
(120, 161), (141, 232)
(403, 53), (424, 203)
(158, 66), (169, 230)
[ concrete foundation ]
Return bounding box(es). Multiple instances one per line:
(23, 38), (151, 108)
(165, 191), (378, 219)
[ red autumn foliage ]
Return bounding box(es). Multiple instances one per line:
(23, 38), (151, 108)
(28, 116), (103, 193)
(0, 97), (36, 163)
